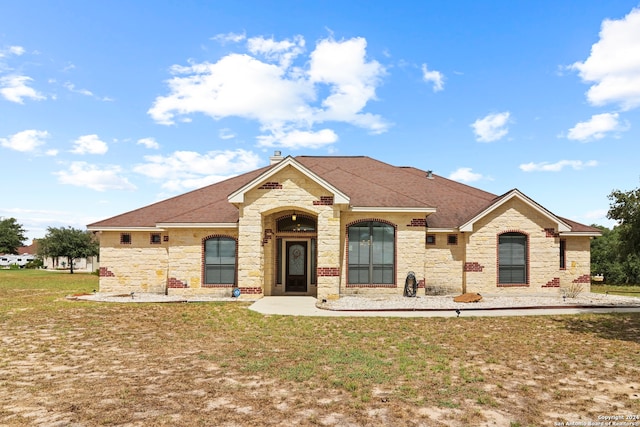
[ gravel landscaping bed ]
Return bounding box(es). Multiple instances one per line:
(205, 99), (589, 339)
(319, 293), (640, 311)
(70, 291), (640, 310)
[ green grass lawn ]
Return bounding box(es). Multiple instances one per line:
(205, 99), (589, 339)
(1, 270), (639, 426)
(592, 283), (640, 297)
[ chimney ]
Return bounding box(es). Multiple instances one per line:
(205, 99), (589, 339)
(426, 170), (434, 179)
(270, 150), (284, 165)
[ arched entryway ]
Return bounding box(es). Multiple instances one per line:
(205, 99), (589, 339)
(273, 213), (317, 295)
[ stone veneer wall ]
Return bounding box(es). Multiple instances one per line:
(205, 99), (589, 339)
(98, 231), (169, 294)
(165, 228), (238, 297)
(236, 165), (342, 300)
(464, 198), (592, 295)
(559, 236), (592, 293)
(424, 233), (465, 294)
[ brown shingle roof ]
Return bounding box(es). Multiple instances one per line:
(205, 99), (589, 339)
(88, 155), (598, 233)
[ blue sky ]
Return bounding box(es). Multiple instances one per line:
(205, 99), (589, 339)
(2, 1), (640, 242)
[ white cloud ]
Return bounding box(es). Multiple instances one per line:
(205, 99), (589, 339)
(567, 112), (628, 141)
(71, 134), (108, 155)
(0, 129), (50, 152)
(519, 160), (598, 172)
(218, 128), (236, 140)
(212, 32), (246, 44)
(137, 137), (160, 149)
(54, 162), (136, 191)
(570, 7), (640, 110)
(448, 167), (483, 183)
(421, 63), (444, 92)
(471, 112), (510, 142)
(133, 149), (262, 192)
(257, 128), (338, 148)
(247, 35), (305, 68)
(0, 75), (45, 103)
(307, 37), (387, 132)
(63, 82), (94, 97)
(148, 35), (388, 149)
(0, 45), (25, 58)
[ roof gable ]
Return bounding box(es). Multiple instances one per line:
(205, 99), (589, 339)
(459, 189), (571, 232)
(227, 156), (350, 204)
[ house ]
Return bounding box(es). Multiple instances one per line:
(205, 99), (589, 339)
(0, 254), (35, 268)
(87, 154), (601, 300)
(14, 240), (99, 271)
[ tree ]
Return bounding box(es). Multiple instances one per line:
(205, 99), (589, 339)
(38, 227), (99, 274)
(591, 224), (640, 284)
(608, 185), (640, 257)
(0, 217), (27, 254)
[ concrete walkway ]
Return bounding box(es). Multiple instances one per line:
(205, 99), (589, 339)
(249, 296), (640, 317)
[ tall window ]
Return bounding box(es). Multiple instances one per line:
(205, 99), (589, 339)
(498, 232), (528, 284)
(204, 237), (236, 284)
(348, 221), (395, 284)
(559, 239), (566, 269)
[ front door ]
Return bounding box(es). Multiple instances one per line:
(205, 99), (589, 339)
(286, 241), (307, 292)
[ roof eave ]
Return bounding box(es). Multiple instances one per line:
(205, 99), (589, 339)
(227, 156), (350, 204)
(558, 231), (602, 237)
(459, 189), (571, 232)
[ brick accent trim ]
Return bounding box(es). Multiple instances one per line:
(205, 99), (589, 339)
(258, 181), (282, 189)
(464, 262), (484, 272)
(572, 274), (590, 284)
(407, 218), (427, 227)
(313, 196), (334, 205)
(239, 287), (263, 295)
(168, 277), (188, 288)
(317, 267), (340, 277)
(262, 228), (274, 245)
(542, 277), (560, 288)
(99, 267), (115, 277)
(544, 228), (559, 238)
(417, 279), (425, 289)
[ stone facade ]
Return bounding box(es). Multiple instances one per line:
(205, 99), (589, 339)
(463, 198), (591, 295)
(95, 161), (595, 300)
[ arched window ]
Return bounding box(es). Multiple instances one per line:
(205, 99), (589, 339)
(277, 215), (316, 232)
(348, 221), (395, 284)
(204, 237), (236, 285)
(498, 232), (528, 284)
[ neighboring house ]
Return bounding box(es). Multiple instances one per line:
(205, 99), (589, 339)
(87, 154), (601, 300)
(0, 254), (35, 268)
(14, 240), (98, 271)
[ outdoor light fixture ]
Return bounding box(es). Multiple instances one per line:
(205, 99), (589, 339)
(292, 212), (297, 221)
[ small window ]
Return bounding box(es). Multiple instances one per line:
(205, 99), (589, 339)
(426, 234), (436, 245)
(447, 234), (458, 245)
(150, 233), (161, 244)
(120, 233), (131, 244)
(559, 239), (566, 269)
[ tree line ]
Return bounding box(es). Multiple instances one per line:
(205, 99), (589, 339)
(0, 218), (98, 274)
(591, 185), (640, 285)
